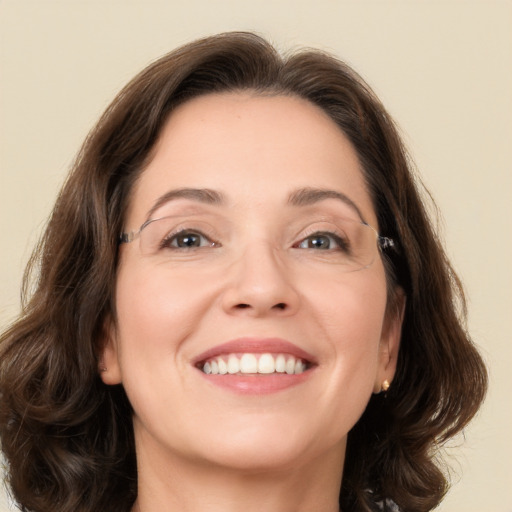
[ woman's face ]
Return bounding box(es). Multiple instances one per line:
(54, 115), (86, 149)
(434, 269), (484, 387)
(102, 93), (402, 474)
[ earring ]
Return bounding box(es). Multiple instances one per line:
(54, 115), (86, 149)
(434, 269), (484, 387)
(99, 365), (107, 373)
(381, 380), (390, 392)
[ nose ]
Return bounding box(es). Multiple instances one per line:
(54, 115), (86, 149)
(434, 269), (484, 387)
(221, 244), (300, 317)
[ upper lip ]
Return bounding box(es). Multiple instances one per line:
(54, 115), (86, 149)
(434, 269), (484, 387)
(192, 337), (317, 366)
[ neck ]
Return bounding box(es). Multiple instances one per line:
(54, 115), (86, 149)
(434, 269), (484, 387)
(131, 437), (344, 512)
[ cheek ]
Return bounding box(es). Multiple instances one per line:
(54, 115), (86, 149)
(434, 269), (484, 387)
(114, 264), (215, 366)
(307, 264), (388, 340)
(306, 267), (388, 383)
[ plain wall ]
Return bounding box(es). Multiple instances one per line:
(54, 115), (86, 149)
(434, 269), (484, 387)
(1, 1), (511, 511)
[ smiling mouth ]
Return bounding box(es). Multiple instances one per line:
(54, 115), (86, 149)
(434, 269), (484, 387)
(197, 353), (311, 375)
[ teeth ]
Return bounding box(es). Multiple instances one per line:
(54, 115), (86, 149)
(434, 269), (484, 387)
(201, 353), (307, 375)
(275, 354), (286, 373)
(218, 358), (228, 374)
(258, 353), (275, 374)
(240, 354), (258, 373)
(227, 354), (240, 374)
(285, 357), (296, 375)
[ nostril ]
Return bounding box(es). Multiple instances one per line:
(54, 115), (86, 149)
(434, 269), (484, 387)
(273, 303), (286, 310)
(235, 303), (251, 309)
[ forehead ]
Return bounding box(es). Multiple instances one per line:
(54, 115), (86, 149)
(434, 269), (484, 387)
(126, 92), (376, 226)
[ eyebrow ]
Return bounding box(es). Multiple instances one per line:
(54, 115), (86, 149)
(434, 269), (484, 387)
(287, 187), (365, 221)
(146, 186), (365, 222)
(147, 187), (224, 220)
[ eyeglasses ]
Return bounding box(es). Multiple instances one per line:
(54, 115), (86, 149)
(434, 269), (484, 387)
(120, 215), (394, 273)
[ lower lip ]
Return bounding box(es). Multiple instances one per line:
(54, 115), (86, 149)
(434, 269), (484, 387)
(197, 370), (313, 394)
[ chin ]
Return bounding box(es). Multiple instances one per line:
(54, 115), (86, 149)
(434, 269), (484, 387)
(199, 441), (316, 473)
(185, 416), (345, 473)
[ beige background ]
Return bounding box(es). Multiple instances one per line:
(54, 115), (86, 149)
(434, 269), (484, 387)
(1, 1), (511, 511)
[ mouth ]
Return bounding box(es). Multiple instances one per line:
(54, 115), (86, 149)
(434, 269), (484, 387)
(193, 338), (316, 394)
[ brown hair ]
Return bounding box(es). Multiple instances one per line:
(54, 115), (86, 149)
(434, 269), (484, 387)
(0, 32), (487, 512)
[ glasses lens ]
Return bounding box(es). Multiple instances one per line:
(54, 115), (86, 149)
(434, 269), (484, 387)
(331, 219), (378, 271)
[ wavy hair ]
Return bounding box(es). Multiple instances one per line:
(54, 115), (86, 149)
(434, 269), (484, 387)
(0, 32), (487, 512)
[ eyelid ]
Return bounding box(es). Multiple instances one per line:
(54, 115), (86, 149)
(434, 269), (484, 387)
(291, 220), (349, 243)
(146, 203), (224, 226)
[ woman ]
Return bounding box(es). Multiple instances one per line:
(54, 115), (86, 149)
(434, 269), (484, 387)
(0, 32), (487, 512)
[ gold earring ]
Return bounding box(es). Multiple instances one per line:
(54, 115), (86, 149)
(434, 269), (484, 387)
(381, 380), (390, 392)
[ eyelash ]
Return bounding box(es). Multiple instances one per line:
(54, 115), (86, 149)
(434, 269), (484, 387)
(293, 230), (350, 252)
(159, 228), (349, 252)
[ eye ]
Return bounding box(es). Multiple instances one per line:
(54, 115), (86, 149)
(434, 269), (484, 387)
(162, 230), (217, 249)
(295, 232), (349, 251)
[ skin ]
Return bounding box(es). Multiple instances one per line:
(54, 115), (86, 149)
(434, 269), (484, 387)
(101, 93), (403, 512)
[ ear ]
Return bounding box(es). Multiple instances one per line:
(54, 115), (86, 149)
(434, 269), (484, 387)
(98, 315), (123, 385)
(373, 289), (406, 394)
